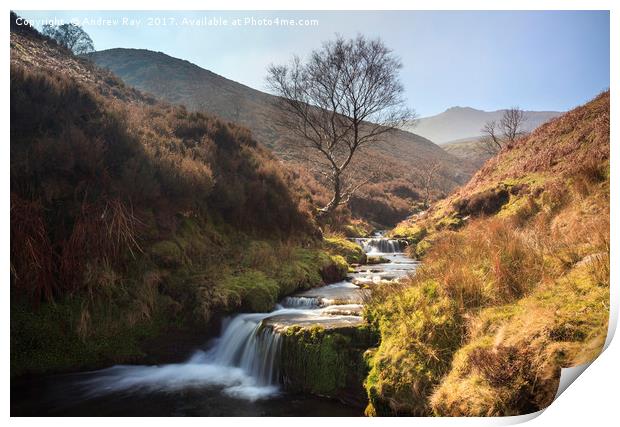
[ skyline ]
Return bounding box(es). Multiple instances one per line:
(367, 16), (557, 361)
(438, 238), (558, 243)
(16, 10), (610, 116)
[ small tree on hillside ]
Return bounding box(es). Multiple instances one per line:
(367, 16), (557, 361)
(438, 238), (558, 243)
(266, 35), (414, 219)
(42, 23), (94, 55)
(420, 161), (441, 208)
(480, 107), (527, 154)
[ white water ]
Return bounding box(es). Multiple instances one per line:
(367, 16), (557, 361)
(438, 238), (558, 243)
(280, 296), (320, 308)
(207, 312), (283, 386)
(80, 359), (279, 401)
(80, 235), (416, 402)
(82, 310), (302, 401)
(352, 237), (404, 254)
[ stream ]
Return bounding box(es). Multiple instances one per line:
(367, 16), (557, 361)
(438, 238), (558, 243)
(12, 235), (419, 416)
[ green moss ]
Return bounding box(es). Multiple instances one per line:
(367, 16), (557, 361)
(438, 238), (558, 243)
(413, 239), (432, 258)
(324, 236), (366, 264)
(389, 224), (427, 243)
(435, 215), (463, 231)
(220, 270), (280, 312)
(363, 280), (463, 415)
(342, 220), (373, 238)
(323, 254), (349, 282)
(271, 247), (347, 294)
(273, 258), (320, 295)
(280, 324), (378, 404)
(498, 173), (547, 190)
(496, 194), (539, 221)
(217, 246), (348, 313)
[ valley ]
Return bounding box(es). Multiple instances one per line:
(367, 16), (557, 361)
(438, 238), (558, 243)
(9, 11), (610, 419)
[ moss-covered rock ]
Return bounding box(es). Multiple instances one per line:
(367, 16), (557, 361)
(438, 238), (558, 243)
(220, 270), (280, 312)
(324, 236), (366, 264)
(366, 255), (390, 265)
(390, 224), (427, 243)
(319, 254), (349, 283)
(280, 324), (379, 407)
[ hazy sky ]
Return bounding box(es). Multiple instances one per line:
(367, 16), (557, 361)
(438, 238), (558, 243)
(16, 10), (610, 117)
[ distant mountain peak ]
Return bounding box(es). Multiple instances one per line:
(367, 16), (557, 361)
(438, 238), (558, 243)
(406, 106), (563, 144)
(444, 106), (479, 113)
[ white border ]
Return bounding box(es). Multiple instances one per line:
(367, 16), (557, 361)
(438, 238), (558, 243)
(4, 1), (618, 425)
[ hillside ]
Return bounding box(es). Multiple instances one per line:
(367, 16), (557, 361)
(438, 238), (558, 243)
(366, 91), (609, 416)
(10, 23), (353, 377)
(441, 137), (492, 168)
(406, 106), (562, 144)
(86, 48), (476, 226)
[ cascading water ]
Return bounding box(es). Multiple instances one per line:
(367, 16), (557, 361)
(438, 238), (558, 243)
(280, 296), (320, 309)
(57, 233), (418, 411)
(353, 237), (404, 254)
(207, 313), (282, 387)
(79, 311), (289, 401)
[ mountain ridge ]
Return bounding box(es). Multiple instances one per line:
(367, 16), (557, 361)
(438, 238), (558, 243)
(407, 106), (563, 144)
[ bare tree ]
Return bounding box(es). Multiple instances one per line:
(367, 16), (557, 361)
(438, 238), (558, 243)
(42, 23), (94, 55)
(266, 35), (414, 219)
(480, 107), (527, 154)
(480, 121), (502, 154)
(420, 161), (441, 208)
(501, 107), (527, 143)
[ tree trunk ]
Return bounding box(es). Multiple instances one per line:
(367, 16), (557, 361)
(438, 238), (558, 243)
(317, 173), (342, 219)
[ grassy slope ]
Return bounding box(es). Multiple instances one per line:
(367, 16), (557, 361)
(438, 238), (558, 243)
(10, 26), (354, 377)
(365, 91), (610, 416)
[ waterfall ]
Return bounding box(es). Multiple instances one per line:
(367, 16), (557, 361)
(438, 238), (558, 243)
(207, 313), (282, 386)
(79, 311), (285, 401)
(353, 238), (404, 254)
